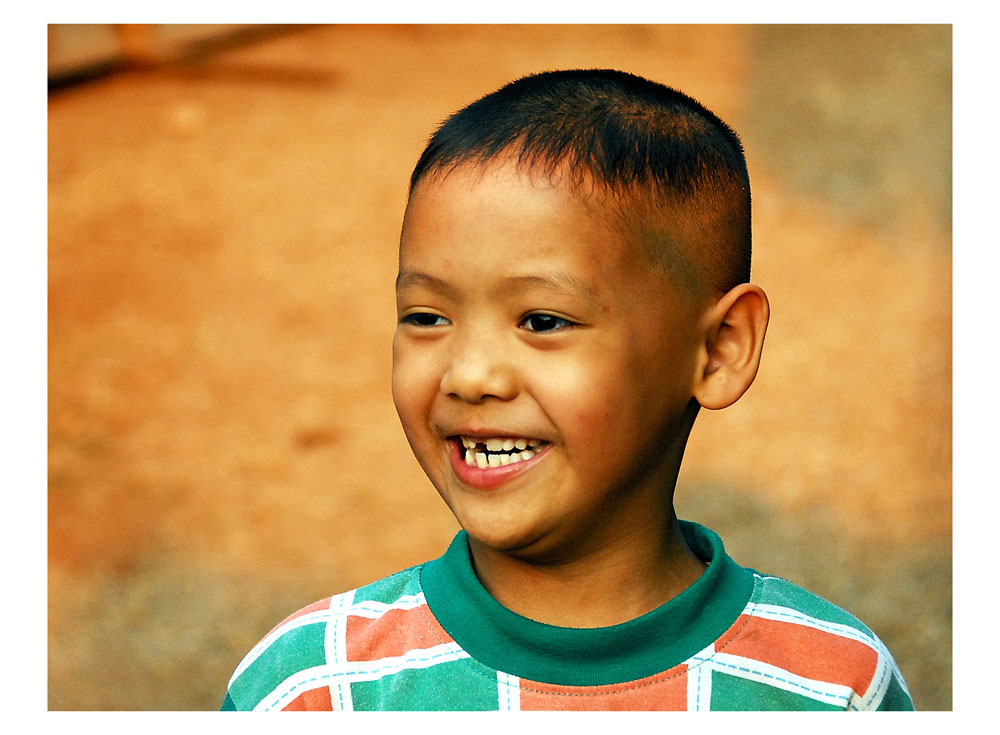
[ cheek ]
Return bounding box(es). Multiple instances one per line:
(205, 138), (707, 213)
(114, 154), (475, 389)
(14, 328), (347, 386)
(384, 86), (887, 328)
(533, 342), (685, 454)
(532, 355), (631, 442)
(389, 340), (408, 416)
(391, 341), (437, 431)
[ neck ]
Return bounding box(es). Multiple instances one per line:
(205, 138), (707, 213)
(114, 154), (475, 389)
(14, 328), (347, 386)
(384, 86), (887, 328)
(467, 514), (706, 628)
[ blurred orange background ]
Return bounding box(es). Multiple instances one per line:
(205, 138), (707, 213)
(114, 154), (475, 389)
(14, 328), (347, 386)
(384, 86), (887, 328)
(47, 24), (951, 710)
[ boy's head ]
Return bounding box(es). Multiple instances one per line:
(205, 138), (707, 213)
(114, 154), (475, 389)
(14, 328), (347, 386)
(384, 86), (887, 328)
(392, 70), (768, 563)
(408, 68), (752, 298)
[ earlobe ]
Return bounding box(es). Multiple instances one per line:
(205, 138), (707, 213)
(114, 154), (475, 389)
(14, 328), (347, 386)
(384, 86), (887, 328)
(692, 283), (770, 410)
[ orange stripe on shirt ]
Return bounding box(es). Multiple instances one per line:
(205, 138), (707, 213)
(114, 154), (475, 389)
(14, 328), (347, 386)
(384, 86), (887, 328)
(282, 685), (333, 711)
(519, 664), (689, 711)
(346, 605), (454, 662)
(721, 614), (878, 692)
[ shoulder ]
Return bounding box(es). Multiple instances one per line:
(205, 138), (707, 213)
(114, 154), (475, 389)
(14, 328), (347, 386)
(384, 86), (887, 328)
(732, 572), (915, 711)
(752, 573), (878, 634)
(222, 565), (426, 711)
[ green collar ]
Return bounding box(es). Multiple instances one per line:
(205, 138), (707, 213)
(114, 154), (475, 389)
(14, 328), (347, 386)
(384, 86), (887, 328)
(420, 520), (754, 686)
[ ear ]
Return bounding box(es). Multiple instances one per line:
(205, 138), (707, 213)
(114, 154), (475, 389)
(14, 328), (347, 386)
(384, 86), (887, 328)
(692, 283), (770, 410)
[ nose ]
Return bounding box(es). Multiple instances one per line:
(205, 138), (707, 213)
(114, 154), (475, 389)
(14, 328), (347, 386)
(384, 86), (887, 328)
(440, 328), (517, 403)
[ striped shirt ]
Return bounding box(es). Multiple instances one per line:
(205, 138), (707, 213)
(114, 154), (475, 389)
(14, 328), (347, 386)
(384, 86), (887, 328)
(221, 522), (914, 711)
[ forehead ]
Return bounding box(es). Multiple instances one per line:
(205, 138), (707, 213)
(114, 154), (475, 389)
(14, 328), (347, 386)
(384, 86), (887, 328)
(400, 162), (644, 275)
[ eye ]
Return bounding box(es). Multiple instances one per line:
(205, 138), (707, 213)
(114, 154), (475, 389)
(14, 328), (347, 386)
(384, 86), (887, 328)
(401, 312), (450, 327)
(519, 312), (576, 333)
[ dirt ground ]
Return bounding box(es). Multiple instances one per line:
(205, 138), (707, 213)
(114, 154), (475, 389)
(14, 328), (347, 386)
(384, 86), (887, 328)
(47, 24), (952, 710)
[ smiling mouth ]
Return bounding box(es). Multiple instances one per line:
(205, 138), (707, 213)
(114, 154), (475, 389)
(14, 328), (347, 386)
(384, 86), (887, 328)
(457, 436), (548, 468)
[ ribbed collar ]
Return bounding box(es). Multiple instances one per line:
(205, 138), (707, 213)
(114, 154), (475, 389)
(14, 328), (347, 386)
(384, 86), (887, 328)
(420, 521), (754, 686)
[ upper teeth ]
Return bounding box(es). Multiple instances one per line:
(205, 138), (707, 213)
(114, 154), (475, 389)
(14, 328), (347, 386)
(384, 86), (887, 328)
(460, 436), (545, 467)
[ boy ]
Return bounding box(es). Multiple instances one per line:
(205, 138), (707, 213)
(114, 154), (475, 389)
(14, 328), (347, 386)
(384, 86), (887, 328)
(221, 69), (914, 711)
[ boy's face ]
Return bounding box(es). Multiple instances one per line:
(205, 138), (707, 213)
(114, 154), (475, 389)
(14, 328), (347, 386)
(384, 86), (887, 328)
(392, 162), (706, 563)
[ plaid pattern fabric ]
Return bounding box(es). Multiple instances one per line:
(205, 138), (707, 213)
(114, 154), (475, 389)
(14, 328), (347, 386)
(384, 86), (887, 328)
(222, 527), (914, 711)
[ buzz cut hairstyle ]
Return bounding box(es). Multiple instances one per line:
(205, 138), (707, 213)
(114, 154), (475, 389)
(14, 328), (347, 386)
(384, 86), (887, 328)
(407, 68), (752, 295)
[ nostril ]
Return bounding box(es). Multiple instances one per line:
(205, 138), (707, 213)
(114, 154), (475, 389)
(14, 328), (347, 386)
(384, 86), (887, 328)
(440, 362), (517, 403)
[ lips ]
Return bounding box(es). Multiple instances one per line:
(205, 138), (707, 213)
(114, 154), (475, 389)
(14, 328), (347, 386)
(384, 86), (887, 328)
(447, 435), (550, 489)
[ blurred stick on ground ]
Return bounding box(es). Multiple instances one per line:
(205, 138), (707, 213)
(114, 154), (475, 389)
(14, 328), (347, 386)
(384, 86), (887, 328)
(47, 24), (952, 710)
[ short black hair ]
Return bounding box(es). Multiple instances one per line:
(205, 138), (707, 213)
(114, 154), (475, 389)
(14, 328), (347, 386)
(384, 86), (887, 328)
(407, 69), (752, 294)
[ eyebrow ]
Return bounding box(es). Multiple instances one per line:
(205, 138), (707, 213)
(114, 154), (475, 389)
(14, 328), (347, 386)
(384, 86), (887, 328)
(395, 271), (458, 299)
(395, 270), (603, 304)
(498, 273), (603, 303)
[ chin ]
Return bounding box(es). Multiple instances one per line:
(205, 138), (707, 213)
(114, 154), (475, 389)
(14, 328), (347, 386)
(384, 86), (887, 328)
(463, 517), (582, 566)
(458, 513), (544, 555)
